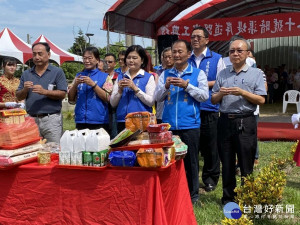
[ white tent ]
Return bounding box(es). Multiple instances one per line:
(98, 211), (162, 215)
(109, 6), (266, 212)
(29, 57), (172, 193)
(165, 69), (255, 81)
(0, 28), (32, 64)
(33, 35), (82, 65)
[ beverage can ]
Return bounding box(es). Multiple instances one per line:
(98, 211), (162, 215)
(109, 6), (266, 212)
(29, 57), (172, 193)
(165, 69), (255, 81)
(83, 151), (92, 166)
(100, 149), (109, 166)
(92, 152), (101, 167)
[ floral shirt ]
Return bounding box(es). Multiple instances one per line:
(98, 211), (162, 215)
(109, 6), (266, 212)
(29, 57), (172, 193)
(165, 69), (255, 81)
(0, 75), (20, 102)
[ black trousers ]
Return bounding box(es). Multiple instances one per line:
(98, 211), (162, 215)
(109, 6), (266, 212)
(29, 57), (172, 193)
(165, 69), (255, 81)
(117, 122), (126, 133)
(199, 111), (220, 186)
(217, 114), (256, 203)
(173, 128), (200, 202)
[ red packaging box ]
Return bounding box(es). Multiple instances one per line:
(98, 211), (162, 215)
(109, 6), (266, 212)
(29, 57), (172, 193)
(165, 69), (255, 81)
(149, 131), (172, 144)
(147, 123), (171, 133)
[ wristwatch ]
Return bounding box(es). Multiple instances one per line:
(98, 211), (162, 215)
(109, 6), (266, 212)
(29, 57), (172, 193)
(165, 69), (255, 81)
(134, 88), (140, 94)
(92, 83), (97, 89)
(184, 81), (189, 90)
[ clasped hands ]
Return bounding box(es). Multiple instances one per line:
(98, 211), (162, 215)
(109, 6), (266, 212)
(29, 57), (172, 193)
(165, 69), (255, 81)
(75, 75), (95, 87)
(165, 77), (188, 89)
(118, 78), (136, 91)
(5, 102), (25, 109)
(220, 87), (244, 96)
(24, 81), (47, 95)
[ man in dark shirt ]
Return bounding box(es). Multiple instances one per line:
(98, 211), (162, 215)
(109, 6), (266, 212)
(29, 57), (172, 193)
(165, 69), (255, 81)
(16, 42), (67, 143)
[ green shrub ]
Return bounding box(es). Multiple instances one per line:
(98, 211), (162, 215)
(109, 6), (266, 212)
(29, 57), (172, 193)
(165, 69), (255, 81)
(222, 215), (253, 225)
(235, 163), (286, 215)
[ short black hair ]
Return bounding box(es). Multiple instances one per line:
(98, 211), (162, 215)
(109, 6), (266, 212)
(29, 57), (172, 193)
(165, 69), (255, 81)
(3, 57), (17, 67)
(192, 26), (209, 38)
(83, 47), (100, 60)
(32, 42), (50, 52)
(118, 50), (126, 56)
(104, 53), (116, 61)
(125, 45), (148, 70)
(171, 40), (192, 52)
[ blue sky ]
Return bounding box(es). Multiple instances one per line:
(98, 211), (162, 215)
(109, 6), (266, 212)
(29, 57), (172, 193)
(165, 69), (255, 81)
(0, 0), (209, 51)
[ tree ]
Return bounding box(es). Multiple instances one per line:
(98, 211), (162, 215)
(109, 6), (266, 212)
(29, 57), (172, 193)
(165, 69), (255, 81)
(61, 62), (84, 82)
(98, 41), (126, 60)
(68, 29), (91, 56)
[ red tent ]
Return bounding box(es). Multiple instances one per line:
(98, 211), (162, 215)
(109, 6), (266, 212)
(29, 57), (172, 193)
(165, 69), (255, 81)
(177, 0), (300, 21)
(0, 28), (32, 64)
(103, 0), (199, 39)
(33, 35), (82, 65)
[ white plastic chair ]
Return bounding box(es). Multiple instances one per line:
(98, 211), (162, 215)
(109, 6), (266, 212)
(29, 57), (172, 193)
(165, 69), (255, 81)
(282, 90), (300, 113)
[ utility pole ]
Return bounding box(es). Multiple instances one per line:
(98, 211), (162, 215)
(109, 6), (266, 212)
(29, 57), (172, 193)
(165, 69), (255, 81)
(106, 17), (110, 53)
(125, 34), (135, 47)
(27, 34), (31, 44)
(85, 33), (94, 44)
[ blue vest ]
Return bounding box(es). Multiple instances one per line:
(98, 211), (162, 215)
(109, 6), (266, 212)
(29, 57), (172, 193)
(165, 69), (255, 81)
(162, 64), (201, 130)
(75, 69), (109, 124)
(188, 48), (221, 112)
(116, 71), (152, 122)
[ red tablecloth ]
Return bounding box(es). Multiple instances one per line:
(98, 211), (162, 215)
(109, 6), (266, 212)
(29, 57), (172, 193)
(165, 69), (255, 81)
(0, 160), (196, 225)
(294, 142), (300, 167)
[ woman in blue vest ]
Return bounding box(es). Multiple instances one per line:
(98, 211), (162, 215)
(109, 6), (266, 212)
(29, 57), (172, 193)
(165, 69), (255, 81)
(68, 47), (111, 131)
(110, 45), (156, 132)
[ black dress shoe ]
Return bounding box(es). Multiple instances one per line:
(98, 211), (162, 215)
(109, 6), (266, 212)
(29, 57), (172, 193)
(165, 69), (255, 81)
(204, 184), (216, 192)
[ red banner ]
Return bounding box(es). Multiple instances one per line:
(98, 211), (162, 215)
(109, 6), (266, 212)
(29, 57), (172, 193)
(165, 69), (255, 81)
(157, 12), (300, 41)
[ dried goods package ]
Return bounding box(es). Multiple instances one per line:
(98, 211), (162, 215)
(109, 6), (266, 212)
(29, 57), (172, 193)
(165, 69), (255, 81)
(136, 148), (164, 167)
(0, 117), (40, 149)
(125, 112), (156, 132)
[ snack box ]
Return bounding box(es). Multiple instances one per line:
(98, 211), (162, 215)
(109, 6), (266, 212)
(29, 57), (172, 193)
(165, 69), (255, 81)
(149, 131), (172, 144)
(136, 148), (164, 168)
(108, 150), (136, 167)
(146, 123), (171, 133)
(125, 111), (156, 132)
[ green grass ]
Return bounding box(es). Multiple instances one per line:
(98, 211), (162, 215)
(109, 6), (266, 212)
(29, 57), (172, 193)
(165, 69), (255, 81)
(194, 141), (300, 225)
(62, 111), (76, 131)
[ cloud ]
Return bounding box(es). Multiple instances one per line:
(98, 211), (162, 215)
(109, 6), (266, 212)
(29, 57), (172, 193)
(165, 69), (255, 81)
(0, 0), (152, 51)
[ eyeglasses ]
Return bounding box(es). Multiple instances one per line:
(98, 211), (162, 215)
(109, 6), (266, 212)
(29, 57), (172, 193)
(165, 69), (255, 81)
(83, 57), (95, 61)
(105, 60), (115, 64)
(191, 35), (206, 40)
(229, 49), (248, 54)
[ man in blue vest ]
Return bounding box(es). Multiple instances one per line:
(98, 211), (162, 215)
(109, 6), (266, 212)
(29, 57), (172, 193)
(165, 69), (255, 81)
(155, 40), (208, 204)
(188, 26), (225, 192)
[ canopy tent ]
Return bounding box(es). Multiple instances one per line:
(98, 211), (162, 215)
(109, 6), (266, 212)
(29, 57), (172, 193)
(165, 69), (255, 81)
(177, 0), (300, 21)
(102, 0), (199, 39)
(103, 0), (300, 40)
(33, 35), (82, 65)
(0, 28), (32, 64)
(172, 0), (300, 53)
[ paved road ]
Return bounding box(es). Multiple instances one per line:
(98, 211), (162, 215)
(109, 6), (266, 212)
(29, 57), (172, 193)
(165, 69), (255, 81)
(259, 113), (293, 123)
